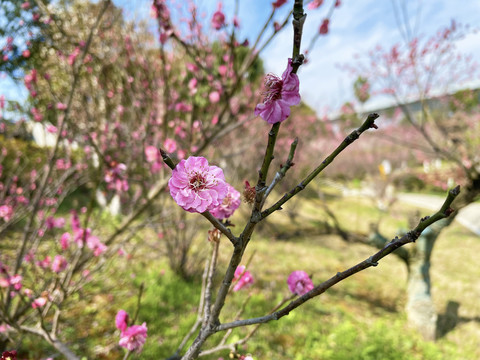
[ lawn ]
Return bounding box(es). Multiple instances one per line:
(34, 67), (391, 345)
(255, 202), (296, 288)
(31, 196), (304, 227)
(13, 191), (480, 359)
(97, 191), (480, 359)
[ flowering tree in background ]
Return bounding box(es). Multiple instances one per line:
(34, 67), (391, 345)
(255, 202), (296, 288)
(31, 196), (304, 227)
(344, 4), (480, 339)
(0, 0), (463, 359)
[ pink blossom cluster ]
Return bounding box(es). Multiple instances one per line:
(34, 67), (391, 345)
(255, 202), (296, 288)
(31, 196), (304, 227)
(0, 262), (48, 309)
(0, 274), (23, 291)
(104, 162), (129, 193)
(233, 265), (254, 292)
(55, 211), (107, 256)
(169, 156), (240, 217)
(0, 205), (13, 222)
(115, 310), (147, 353)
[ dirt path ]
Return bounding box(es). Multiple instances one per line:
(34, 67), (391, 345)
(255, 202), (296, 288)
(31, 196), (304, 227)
(398, 193), (480, 235)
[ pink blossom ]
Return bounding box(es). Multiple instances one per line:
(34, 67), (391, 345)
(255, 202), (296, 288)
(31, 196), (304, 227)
(21, 2), (31, 9)
(22, 50), (30, 58)
(25, 69), (37, 84)
(211, 3), (225, 30)
(188, 78), (198, 94)
(233, 265), (254, 291)
(115, 310), (129, 332)
(319, 19), (329, 35)
(51, 255), (67, 273)
(308, 0), (324, 10)
(233, 15), (240, 28)
(0, 277), (9, 288)
(210, 184), (241, 219)
(9, 275), (22, 291)
(118, 323), (148, 353)
(272, 0), (287, 8)
(36, 256), (51, 269)
(32, 296), (47, 309)
(1, 350), (17, 359)
(0, 205), (13, 221)
(163, 138), (177, 153)
(287, 270), (314, 295)
(175, 102), (192, 112)
(0, 275), (22, 291)
(168, 156), (228, 213)
(218, 65), (227, 77)
(145, 146), (159, 163)
(56, 102), (67, 110)
(46, 125), (57, 133)
(209, 91), (220, 103)
(254, 58), (300, 124)
(46, 216), (65, 230)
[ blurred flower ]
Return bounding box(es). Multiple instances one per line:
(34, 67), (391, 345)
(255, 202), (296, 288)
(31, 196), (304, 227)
(319, 19), (329, 35)
(209, 91), (220, 103)
(233, 265), (254, 291)
(163, 138), (177, 153)
(254, 58), (300, 124)
(168, 156), (228, 213)
(308, 0), (324, 10)
(32, 296), (47, 309)
(272, 0), (287, 8)
(211, 3), (225, 30)
(115, 310), (129, 332)
(51, 255), (67, 273)
(210, 184), (241, 219)
(60, 232), (71, 250)
(0, 205), (13, 221)
(287, 270), (314, 295)
(1, 350), (17, 360)
(119, 323), (148, 353)
(145, 146), (159, 163)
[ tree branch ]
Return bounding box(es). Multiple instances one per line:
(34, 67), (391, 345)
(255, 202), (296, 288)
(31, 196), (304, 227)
(216, 185), (460, 332)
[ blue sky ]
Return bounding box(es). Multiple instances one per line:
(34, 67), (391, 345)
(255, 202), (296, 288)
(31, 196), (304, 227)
(2, 0), (480, 116)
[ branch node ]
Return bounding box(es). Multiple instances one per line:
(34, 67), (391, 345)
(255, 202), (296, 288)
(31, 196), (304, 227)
(444, 207), (455, 217)
(367, 256), (378, 267)
(407, 230), (420, 243)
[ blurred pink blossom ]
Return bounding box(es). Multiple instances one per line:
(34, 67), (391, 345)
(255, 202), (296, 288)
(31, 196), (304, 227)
(145, 146), (159, 163)
(51, 255), (67, 273)
(287, 270), (314, 295)
(0, 205), (13, 221)
(163, 138), (177, 153)
(32, 296), (47, 309)
(272, 0), (287, 8)
(233, 265), (254, 291)
(308, 0), (324, 9)
(211, 3), (225, 30)
(115, 310), (129, 332)
(118, 322), (148, 353)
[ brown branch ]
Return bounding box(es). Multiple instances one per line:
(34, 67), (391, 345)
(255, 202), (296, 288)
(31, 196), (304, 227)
(215, 185), (460, 332)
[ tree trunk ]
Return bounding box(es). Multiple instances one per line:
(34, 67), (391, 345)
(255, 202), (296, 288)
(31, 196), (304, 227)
(405, 218), (452, 340)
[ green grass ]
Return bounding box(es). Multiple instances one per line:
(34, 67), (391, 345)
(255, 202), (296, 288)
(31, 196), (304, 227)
(9, 192), (480, 359)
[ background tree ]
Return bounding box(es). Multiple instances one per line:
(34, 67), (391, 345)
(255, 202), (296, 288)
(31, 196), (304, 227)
(344, 12), (479, 339)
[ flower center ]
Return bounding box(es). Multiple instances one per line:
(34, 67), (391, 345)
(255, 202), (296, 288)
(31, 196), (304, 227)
(189, 172), (207, 191)
(263, 73), (283, 103)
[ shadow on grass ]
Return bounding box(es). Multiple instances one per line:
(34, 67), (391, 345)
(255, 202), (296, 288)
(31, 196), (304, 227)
(436, 300), (480, 339)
